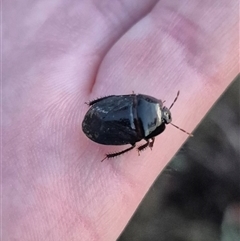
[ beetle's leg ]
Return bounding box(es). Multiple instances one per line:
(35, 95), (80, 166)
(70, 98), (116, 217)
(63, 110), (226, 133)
(138, 138), (155, 154)
(149, 138), (155, 150)
(85, 95), (115, 106)
(137, 139), (150, 154)
(101, 144), (136, 162)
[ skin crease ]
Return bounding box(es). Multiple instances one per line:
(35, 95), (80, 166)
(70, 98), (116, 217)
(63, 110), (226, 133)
(2, 0), (238, 240)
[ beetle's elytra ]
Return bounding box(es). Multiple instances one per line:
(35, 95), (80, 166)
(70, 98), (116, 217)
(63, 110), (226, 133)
(82, 91), (192, 161)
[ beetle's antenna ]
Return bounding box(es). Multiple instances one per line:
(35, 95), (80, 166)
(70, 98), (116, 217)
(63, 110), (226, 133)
(169, 91), (180, 110)
(170, 123), (193, 136)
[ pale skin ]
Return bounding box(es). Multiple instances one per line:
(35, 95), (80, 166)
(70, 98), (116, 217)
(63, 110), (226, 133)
(3, 0), (238, 240)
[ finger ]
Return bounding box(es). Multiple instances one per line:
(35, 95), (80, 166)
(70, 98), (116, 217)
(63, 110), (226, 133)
(85, 0), (238, 239)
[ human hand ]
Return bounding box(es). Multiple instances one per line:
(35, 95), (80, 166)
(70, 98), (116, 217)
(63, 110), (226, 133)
(3, 0), (238, 240)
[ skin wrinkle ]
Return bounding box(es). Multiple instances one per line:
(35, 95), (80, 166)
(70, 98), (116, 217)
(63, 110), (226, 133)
(88, 0), (159, 93)
(18, 171), (97, 240)
(59, 217), (100, 241)
(3, 86), (83, 159)
(115, 8), (214, 85)
(95, 167), (140, 239)
(154, 6), (216, 79)
(50, 210), (96, 241)
(93, 0), (129, 27)
(58, 206), (95, 239)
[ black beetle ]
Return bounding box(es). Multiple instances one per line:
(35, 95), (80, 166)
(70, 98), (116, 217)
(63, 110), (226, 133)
(82, 91), (192, 161)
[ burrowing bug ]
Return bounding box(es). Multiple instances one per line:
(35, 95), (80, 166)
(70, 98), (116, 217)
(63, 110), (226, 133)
(82, 91), (192, 161)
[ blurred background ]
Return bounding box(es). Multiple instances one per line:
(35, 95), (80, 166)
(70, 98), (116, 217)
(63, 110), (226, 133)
(118, 75), (240, 241)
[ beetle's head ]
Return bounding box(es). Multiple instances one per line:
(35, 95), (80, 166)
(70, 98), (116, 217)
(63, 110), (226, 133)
(162, 107), (172, 124)
(161, 90), (178, 124)
(160, 91), (193, 136)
